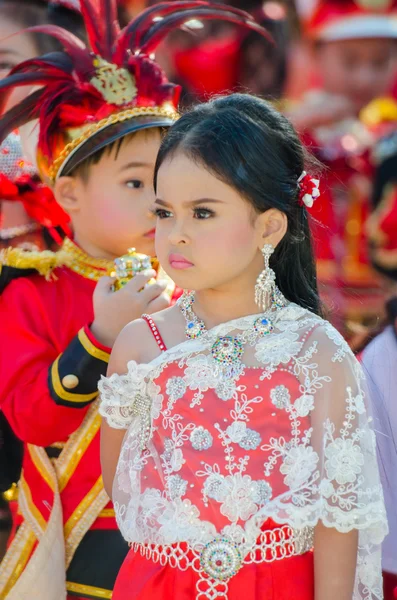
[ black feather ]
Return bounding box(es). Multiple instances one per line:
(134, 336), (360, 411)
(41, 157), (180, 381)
(0, 89), (44, 144)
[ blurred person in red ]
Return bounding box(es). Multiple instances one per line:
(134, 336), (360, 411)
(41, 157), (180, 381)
(236, 2), (289, 99)
(0, 131), (71, 252)
(150, 1), (290, 106)
(287, 0), (397, 337)
(0, 0), (84, 252)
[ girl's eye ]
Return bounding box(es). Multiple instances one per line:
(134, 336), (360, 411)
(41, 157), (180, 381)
(126, 180), (143, 189)
(153, 208), (173, 219)
(194, 207), (215, 219)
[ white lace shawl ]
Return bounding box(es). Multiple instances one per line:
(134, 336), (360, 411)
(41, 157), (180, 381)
(99, 304), (388, 599)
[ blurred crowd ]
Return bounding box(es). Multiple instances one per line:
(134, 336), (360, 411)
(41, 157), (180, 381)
(1, 0), (397, 596)
(2, 0), (397, 336)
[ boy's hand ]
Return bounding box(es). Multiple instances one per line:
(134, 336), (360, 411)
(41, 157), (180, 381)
(91, 270), (170, 347)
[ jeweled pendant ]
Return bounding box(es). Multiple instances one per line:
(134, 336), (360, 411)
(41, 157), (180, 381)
(200, 537), (243, 581)
(253, 316), (274, 336)
(211, 336), (243, 366)
(186, 319), (205, 339)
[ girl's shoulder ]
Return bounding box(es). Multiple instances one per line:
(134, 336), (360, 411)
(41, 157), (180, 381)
(113, 304), (182, 366)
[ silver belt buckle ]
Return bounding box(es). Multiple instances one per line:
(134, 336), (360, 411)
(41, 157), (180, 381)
(200, 537), (243, 581)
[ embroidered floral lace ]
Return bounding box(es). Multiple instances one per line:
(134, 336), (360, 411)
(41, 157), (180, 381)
(99, 304), (387, 600)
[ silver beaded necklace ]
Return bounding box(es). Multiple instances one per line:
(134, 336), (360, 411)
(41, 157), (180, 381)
(177, 290), (287, 380)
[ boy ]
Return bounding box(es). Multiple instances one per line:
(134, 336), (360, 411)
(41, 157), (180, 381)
(288, 0), (397, 335)
(0, 2), (265, 599)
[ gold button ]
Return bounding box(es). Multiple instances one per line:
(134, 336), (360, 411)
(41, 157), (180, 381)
(62, 374), (79, 389)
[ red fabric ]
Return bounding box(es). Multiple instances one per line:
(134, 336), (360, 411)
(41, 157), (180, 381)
(173, 35), (240, 100)
(18, 183), (71, 233)
(83, 323), (112, 354)
(0, 268), (96, 446)
(0, 266), (119, 529)
(0, 174), (18, 199)
(112, 355), (314, 599)
(383, 571), (397, 600)
(113, 543), (314, 600)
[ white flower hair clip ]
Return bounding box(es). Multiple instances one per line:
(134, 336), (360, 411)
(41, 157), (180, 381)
(297, 171), (320, 209)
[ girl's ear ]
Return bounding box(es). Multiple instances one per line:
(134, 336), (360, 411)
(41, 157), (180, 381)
(53, 176), (82, 214)
(255, 208), (288, 249)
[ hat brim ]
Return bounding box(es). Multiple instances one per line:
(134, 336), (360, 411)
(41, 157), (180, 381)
(59, 114), (176, 178)
(315, 15), (397, 41)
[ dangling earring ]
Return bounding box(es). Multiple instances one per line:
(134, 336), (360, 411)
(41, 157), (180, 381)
(255, 244), (276, 311)
(255, 244), (286, 311)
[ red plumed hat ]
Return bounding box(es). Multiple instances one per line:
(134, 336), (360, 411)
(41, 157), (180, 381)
(301, 0), (397, 41)
(0, 1), (269, 185)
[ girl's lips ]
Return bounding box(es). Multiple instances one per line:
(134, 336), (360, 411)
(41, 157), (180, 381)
(144, 228), (156, 239)
(169, 253), (194, 270)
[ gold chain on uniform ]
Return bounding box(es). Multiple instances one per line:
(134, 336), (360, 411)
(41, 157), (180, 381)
(58, 238), (114, 281)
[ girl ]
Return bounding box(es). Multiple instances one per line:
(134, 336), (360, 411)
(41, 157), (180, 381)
(99, 94), (387, 600)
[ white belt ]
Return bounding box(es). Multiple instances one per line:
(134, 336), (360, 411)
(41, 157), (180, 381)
(131, 525), (314, 600)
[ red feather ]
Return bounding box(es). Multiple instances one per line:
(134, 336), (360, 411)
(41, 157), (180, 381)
(115, 1), (207, 61)
(8, 52), (75, 75)
(26, 25), (87, 58)
(79, 0), (119, 59)
(99, 0), (120, 60)
(0, 72), (68, 116)
(140, 7), (272, 55)
(0, 90), (44, 144)
(79, 0), (105, 55)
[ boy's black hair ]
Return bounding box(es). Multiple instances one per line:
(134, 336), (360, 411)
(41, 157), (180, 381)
(154, 93), (321, 316)
(68, 127), (168, 182)
(68, 136), (127, 180)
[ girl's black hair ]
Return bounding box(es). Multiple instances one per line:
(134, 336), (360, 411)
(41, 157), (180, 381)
(154, 93), (321, 315)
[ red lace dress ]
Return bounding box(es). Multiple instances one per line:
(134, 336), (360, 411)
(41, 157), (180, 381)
(99, 305), (386, 600)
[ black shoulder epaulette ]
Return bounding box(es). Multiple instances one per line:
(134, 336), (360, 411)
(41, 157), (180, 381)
(0, 247), (66, 293)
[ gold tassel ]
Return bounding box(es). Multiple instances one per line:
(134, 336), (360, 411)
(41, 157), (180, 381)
(0, 247), (68, 280)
